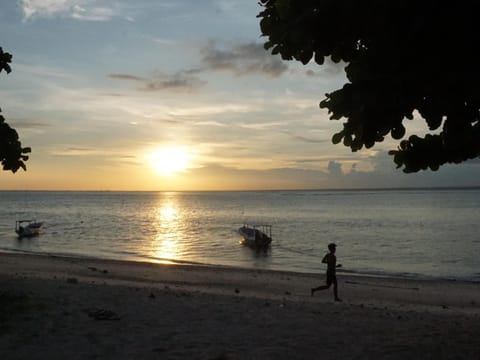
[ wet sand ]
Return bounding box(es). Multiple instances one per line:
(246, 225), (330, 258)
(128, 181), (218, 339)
(0, 252), (479, 359)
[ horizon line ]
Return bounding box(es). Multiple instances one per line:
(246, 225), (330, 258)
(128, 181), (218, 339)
(1, 186), (479, 193)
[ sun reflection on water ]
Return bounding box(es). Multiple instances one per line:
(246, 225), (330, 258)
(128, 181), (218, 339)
(151, 196), (185, 264)
(160, 204), (177, 222)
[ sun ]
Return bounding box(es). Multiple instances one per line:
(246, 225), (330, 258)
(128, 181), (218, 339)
(149, 147), (192, 176)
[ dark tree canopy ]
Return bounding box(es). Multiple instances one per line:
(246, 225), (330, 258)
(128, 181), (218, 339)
(258, 0), (480, 172)
(0, 47), (30, 172)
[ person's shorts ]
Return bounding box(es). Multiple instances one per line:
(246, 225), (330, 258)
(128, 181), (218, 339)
(326, 270), (337, 286)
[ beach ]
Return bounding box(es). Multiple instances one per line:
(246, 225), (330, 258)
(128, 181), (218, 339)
(0, 252), (479, 359)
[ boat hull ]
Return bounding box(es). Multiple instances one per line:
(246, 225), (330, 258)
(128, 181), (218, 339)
(238, 226), (272, 248)
(15, 221), (43, 238)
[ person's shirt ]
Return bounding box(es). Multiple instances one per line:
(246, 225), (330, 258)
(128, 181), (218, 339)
(322, 253), (336, 272)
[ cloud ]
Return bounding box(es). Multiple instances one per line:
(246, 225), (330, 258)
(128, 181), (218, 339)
(153, 37), (176, 46)
(49, 146), (103, 156)
(143, 72), (207, 92)
(108, 74), (146, 82)
(288, 133), (329, 144)
(71, 4), (115, 21)
(200, 41), (288, 78)
(328, 161), (343, 176)
(108, 40), (289, 93)
(10, 118), (51, 130)
(108, 71), (206, 92)
(20, 0), (117, 21)
(239, 121), (282, 130)
(189, 163), (330, 190)
(321, 152), (480, 189)
(304, 57), (346, 78)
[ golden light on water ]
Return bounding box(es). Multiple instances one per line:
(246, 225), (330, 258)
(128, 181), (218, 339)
(155, 234), (178, 263)
(151, 197), (185, 263)
(160, 204), (177, 221)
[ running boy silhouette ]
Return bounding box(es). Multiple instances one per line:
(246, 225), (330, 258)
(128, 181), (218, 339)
(311, 243), (342, 301)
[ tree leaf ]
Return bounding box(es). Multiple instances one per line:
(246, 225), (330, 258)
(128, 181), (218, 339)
(332, 131), (344, 144)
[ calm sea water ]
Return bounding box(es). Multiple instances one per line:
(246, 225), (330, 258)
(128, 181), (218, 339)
(1, 189), (479, 281)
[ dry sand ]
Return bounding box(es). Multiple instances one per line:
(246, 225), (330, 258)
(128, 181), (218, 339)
(0, 252), (479, 359)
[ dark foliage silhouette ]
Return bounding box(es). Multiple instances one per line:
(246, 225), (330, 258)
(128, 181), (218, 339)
(0, 47), (30, 172)
(258, 1), (480, 172)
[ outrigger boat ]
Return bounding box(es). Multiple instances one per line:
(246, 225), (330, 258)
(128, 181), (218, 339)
(15, 220), (44, 238)
(238, 223), (272, 248)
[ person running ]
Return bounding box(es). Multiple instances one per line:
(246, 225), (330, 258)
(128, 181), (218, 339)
(311, 242), (342, 301)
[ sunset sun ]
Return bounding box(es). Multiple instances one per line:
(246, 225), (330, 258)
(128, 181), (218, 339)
(149, 147), (192, 176)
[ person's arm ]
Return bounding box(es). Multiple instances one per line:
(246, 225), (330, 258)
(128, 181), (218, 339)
(322, 254), (328, 264)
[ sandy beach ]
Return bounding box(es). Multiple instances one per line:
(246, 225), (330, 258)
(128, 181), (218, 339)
(0, 252), (479, 359)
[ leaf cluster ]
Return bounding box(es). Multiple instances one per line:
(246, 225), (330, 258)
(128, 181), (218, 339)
(258, 0), (480, 172)
(0, 47), (30, 172)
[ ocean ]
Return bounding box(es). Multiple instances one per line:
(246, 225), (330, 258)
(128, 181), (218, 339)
(1, 189), (479, 281)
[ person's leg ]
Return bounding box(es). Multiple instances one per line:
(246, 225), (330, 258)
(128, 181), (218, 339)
(311, 273), (332, 296)
(311, 284), (330, 295)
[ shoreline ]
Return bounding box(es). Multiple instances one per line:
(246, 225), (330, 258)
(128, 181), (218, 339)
(1, 251), (479, 311)
(2, 247), (479, 283)
(1, 252), (480, 359)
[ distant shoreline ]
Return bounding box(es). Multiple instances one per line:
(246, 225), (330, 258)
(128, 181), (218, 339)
(1, 186), (480, 193)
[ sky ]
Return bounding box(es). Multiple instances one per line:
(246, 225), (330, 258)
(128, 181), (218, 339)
(1, 0), (480, 191)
